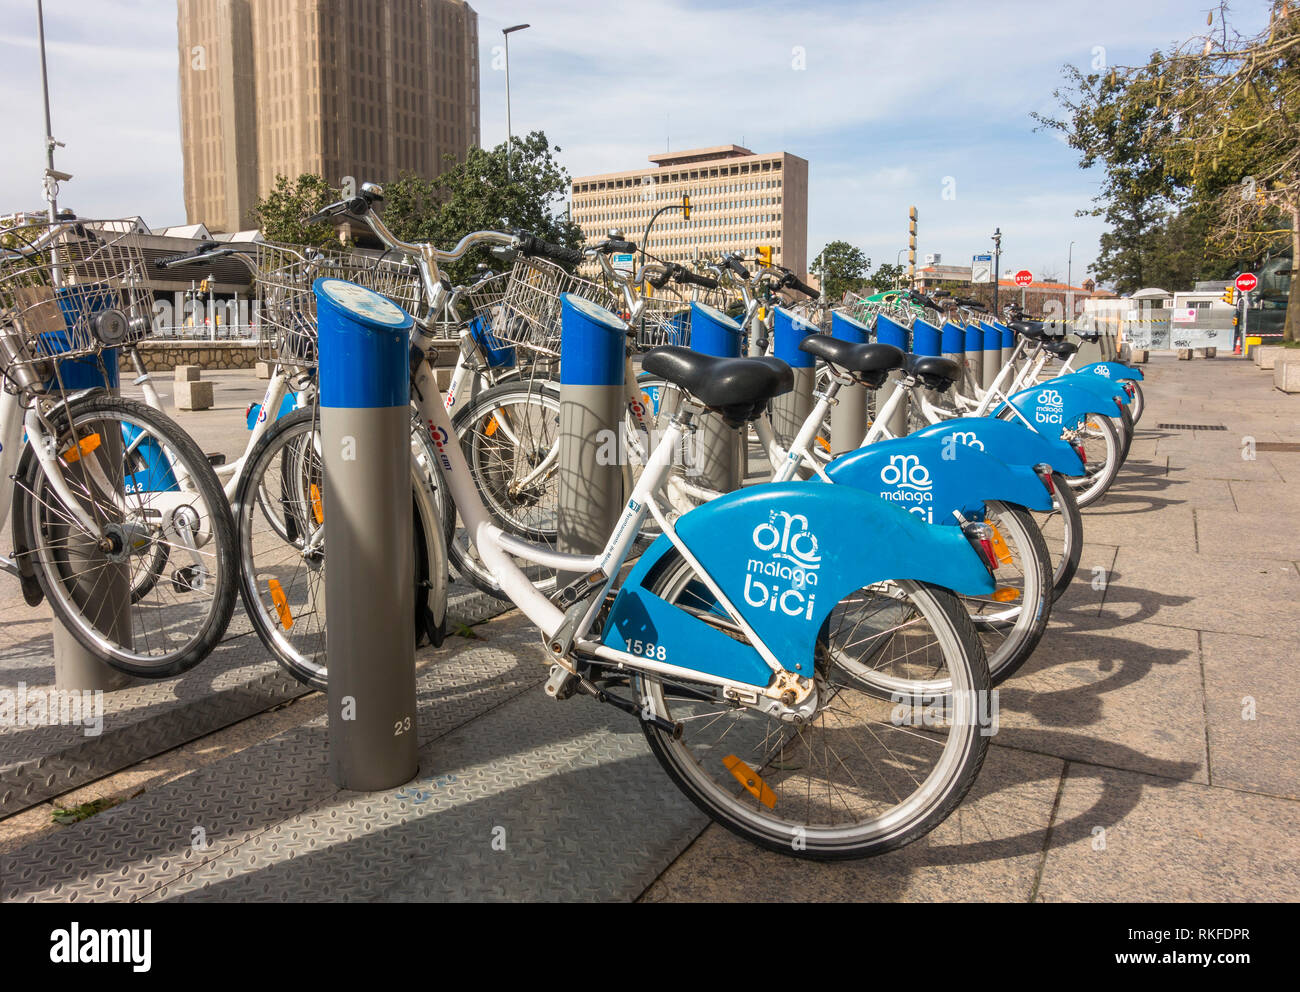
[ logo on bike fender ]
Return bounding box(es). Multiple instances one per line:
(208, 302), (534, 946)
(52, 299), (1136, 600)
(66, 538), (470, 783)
(946, 431), (985, 452)
(1033, 388), (1065, 427)
(1093, 365), (1111, 378)
(745, 510), (821, 621)
(877, 454), (935, 523)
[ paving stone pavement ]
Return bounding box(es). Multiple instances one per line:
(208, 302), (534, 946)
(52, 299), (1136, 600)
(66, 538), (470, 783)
(2, 355), (1298, 901)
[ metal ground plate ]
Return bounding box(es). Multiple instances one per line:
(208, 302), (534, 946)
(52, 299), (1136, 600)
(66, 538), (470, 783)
(1, 613), (708, 903)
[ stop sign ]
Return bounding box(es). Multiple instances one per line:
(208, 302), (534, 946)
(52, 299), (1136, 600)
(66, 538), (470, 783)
(1014, 270), (1033, 287)
(1235, 272), (1258, 293)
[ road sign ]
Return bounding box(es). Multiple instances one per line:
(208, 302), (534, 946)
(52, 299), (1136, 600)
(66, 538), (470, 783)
(972, 254), (993, 284)
(1235, 272), (1258, 293)
(1014, 270), (1033, 287)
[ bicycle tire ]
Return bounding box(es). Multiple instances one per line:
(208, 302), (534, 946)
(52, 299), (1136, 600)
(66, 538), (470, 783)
(635, 557), (990, 860)
(16, 394), (238, 678)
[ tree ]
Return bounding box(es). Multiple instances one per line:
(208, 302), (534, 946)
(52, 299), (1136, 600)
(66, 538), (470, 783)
(811, 240), (870, 302)
(380, 130), (582, 283)
(1037, 2), (1299, 338)
(868, 262), (904, 293)
(251, 174), (344, 249)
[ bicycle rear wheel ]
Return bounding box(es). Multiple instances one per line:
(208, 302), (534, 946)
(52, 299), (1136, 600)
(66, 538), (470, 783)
(17, 395), (238, 678)
(635, 554), (989, 860)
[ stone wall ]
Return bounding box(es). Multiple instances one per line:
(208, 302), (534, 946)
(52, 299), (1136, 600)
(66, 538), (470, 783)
(121, 341), (261, 373)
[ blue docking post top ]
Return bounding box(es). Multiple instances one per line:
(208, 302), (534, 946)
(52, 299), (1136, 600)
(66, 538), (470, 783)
(687, 302), (745, 490)
(912, 318), (941, 358)
(829, 311), (871, 455)
(315, 277), (419, 792)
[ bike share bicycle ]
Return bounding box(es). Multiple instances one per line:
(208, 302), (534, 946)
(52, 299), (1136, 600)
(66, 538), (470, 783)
(1, 217), (237, 678)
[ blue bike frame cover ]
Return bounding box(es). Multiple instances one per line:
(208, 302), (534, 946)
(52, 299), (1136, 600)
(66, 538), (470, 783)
(1074, 361), (1144, 382)
(909, 416), (1085, 477)
(603, 483), (994, 687)
(1038, 373), (1130, 408)
(997, 381), (1117, 432)
(824, 435), (1053, 519)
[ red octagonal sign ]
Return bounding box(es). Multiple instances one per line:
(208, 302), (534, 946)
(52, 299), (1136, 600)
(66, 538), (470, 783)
(1014, 270), (1033, 287)
(1235, 272), (1258, 293)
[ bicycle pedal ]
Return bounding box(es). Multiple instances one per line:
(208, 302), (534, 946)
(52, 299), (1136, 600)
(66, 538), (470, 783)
(544, 664), (579, 701)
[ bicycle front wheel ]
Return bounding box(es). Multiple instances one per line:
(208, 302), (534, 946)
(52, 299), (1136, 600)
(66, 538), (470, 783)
(635, 556), (989, 860)
(235, 407), (448, 689)
(18, 395), (238, 678)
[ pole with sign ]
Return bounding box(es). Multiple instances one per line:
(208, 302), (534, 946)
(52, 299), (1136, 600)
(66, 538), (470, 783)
(1235, 274), (1257, 354)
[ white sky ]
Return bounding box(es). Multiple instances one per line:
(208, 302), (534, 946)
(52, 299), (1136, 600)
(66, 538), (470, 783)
(0, 0), (1271, 285)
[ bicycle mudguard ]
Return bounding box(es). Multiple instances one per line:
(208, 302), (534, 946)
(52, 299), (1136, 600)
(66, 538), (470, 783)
(603, 483), (995, 685)
(908, 416), (1085, 477)
(1074, 361), (1144, 382)
(996, 381), (1119, 432)
(122, 424), (180, 494)
(824, 435), (1053, 517)
(1038, 374), (1130, 408)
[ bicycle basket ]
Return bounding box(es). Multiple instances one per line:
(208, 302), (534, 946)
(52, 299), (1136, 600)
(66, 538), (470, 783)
(633, 293), (693, 350)
(256, 247), (425, 369)
(483, 255), (621, 358)
(0, 220), (156, 386)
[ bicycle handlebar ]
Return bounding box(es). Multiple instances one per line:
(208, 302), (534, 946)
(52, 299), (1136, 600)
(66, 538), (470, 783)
(674, 266), (719, 291)
(515, 233), (582, 266)
(784, 274), (819, 299)
(155, 242), (240, 269)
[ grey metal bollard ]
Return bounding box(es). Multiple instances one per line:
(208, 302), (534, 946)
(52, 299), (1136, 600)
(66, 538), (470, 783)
(941, 319), (965, 396)
(962, 322), (983, 395)
(45, 350), (133, 692)
(686, 302), (744, 491)
(558, 294), (626, 583)
(1000, 322), (1015, 370)
(316, 279), (419, 792)
(981, 322), (1001, 390)
(829, 311), (870, 455)
(770, 308), (817, 463)
(874, 312), (910, 438)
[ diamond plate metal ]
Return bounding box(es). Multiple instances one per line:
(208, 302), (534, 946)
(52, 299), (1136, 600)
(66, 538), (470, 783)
(0, 615), (551, 902)
(0, 579), (510, 820)
(2, 613), (709, 903)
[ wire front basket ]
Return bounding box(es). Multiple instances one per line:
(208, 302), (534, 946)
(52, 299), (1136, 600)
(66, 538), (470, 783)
(256, 247), (426, 368)
(633, 293), (693, 351)
(468, 255), (621, 359)
(0, 219), (155, 389)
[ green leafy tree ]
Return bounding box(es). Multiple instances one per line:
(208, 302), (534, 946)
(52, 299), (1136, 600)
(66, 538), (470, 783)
(251, 173), (344, 249)
(868, 262), (904, 293)
(1037, 1), (1299, 338)
(380, 130), (582, 283)
(811, 241), (870, 302)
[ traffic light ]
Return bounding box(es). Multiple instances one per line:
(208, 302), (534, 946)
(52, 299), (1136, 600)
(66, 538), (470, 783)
(1222, 286), (1235, 305)
(682, 195), (691, 221)
(199, 278), (210, 295)
(757, 245), (773, 266)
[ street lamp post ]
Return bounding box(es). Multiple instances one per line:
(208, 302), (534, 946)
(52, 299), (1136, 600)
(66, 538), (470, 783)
(895, 248), (906, 290)
(503, 23), (530, 183)
(1066, 240), (1077, 328)
(992, 227), (1002, 315)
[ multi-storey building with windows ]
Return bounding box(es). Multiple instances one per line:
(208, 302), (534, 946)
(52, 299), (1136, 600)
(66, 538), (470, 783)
(570, 146), (809, 278)
(178, 0), (479, 232)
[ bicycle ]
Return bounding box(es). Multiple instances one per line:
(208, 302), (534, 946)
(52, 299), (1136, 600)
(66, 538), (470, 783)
(0, 217), (237, 677)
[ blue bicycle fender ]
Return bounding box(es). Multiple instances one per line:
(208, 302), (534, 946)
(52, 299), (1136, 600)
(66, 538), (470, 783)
(122, 424), (180, 494)
(908, 416), (1085, 477)
(824, 435), (1053, 516)
(603, 483), (995, 684)
(996, 381), (1118, 432)
(1039, 374), (1129, 408)
(1075, 361), (1143, 382)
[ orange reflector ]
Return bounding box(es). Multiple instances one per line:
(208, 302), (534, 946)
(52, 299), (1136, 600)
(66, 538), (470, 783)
(61, 433), (102, 464)
(310, 483), (323, 525)
(988, 523), (1014, 565)
(268, 579), (293, 630)
(816, 436), (831, 453)
(723, 755), (777, 809)
(992, 586), (1021, 603)
(485, 415), (499, 437)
